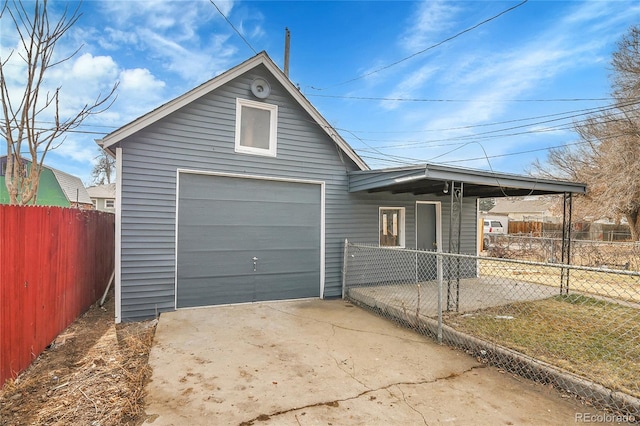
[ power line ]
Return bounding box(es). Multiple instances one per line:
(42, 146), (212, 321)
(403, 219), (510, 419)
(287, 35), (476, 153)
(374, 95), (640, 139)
(209, 0), (258, 55)
(310, 0), (528, 90)
(358, 128), (632, 169)
(332, 100), (638, 136)
(308, 94), (614, 103)
(340, 99), (640, 150)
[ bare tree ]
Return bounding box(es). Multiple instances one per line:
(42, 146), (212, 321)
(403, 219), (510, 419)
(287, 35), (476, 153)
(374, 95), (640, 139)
(532, 25), (640, 240)
(1, 0), (117, 205)
(91, 149), (115, 185)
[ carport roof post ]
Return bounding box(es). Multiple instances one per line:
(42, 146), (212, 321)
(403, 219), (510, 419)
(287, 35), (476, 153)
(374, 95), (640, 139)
(348, 164), (587, 198)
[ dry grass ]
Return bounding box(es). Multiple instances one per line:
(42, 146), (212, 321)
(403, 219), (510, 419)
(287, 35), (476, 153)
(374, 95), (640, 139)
(451, 294), (640, 399)
(479, 259), (640, 304)
(0, 294), (156, 426)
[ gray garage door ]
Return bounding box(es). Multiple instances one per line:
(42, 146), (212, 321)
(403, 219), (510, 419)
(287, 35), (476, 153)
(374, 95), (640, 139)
(177, 173), (322, 308)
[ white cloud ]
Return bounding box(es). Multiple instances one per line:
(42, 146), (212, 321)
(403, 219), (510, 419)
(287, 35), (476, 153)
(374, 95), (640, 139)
(92, 0), (244, 84)
(119, 68), (166, 93)
(381, 64), (438, 110)
(399, 0), (460, 52)
(69, 53), (119, 82)
(49, 137), (98, 164)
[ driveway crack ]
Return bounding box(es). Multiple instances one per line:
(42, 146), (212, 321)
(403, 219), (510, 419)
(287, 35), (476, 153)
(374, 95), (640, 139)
(264, 304), (431, 344)
(238, 364), (486, 425)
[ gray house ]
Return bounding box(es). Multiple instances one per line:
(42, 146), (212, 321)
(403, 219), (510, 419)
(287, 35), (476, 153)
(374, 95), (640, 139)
(99, 52), (585, 322)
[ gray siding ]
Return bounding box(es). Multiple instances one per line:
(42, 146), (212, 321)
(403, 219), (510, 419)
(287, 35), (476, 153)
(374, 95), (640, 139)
(118, 63), (478, 321)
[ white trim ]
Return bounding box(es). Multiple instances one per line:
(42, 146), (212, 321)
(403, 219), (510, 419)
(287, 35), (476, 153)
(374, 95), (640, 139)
(174, 170), (181, 310)
(174, 168), (326, 307)
(114, 148), (123, 323)
(98, 52), (369, 171)
(415, 201), (442, 252)
(379, 206), (406, 248)
(234, 98), (278, 157)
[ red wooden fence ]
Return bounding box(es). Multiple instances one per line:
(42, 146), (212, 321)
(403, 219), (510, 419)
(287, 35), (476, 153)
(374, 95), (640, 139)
(0, 205), (115, 385)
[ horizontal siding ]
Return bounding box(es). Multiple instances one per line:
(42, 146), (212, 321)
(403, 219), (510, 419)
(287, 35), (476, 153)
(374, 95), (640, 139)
(118, 63), (479, 320)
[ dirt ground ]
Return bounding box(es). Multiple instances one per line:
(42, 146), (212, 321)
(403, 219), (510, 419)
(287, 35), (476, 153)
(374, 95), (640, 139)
(0, 293), (156, 426)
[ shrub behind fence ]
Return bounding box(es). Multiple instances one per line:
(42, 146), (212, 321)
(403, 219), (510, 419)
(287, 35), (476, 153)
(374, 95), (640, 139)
(0, 205), (115, 385)
(343, 241), (640, 418)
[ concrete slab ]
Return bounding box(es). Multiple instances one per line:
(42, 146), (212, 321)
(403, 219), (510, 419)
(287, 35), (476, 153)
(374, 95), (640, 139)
(143, 299), (603, 425)
(347, 277), (559, 317)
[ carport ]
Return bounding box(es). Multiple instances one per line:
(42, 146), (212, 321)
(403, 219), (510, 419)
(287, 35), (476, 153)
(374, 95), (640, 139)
(348, 163), (587, 298)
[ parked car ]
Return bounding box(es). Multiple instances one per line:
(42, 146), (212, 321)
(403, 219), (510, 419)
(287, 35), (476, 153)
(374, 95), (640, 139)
(483, 220), (506, 249)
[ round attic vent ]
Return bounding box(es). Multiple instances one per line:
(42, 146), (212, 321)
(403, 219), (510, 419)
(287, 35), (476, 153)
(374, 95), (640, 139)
(250, 78), (271, 99)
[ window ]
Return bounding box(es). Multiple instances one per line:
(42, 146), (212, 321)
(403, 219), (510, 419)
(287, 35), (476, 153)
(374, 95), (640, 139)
(235, 98), (278, 157)
(105, 199), (115, 208)
(379, 207), (405, 247)
(91, 199), (97, 206)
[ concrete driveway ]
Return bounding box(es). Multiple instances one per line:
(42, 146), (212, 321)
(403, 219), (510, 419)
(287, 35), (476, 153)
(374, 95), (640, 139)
(143, 299), (601, 425)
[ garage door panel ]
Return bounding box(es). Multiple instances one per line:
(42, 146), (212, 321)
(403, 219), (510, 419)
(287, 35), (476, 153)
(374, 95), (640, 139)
(181, 202), (318, 227)
(179, 225), (319, 250)
(254, 271), (320, 300)
(178, 276), (255, 307)
(177, 174), (322, 308)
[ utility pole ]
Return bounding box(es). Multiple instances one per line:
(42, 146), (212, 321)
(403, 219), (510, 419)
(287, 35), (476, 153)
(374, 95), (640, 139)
(284, 27), (291, 77)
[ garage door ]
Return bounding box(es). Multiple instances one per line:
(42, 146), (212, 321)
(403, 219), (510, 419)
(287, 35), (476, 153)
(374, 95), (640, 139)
(176, 173), (322, 308)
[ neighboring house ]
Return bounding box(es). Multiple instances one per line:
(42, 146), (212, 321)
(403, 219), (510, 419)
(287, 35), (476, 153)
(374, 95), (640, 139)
(0, 156), (93, 209)
(98, 52), (586, 323)
(489, 196), (561, 223)
(87, 183), (116, 213)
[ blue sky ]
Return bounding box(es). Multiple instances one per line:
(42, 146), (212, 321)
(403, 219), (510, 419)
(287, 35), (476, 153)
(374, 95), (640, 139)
(1, 0), (639, 184)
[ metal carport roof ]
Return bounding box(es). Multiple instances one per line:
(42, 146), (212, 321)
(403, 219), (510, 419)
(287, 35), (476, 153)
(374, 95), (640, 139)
(348, 163), (586, 197)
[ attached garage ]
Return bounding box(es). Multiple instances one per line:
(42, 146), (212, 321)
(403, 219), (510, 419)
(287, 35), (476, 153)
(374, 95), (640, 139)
(176, 171), (324, 308)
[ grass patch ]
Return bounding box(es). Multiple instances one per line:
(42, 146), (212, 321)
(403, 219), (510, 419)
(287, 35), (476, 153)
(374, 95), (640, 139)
(450, 294), (640, 398)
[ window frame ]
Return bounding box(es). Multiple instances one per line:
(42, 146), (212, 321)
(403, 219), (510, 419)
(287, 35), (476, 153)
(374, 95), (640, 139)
(234, 98), (278, 157)
(379, 207), (406, 248)
(105, 199), (115, 209)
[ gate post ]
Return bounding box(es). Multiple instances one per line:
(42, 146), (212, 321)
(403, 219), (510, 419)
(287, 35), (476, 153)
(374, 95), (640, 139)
(437, 249), (443, 344)
(342, 239), (349, 299)
(447, 181), (463, 311)
(560, 193), (573, 294)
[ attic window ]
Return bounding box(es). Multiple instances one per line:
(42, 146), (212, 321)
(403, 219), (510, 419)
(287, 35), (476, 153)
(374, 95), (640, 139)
(235, 98), (277, 157)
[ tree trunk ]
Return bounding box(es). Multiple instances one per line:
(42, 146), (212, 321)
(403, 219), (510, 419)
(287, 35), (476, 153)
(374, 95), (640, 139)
(625, 210), (640, 241)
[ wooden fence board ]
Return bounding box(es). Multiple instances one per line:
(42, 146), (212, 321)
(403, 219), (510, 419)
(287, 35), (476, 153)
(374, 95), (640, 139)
(0, 205), (114, 385)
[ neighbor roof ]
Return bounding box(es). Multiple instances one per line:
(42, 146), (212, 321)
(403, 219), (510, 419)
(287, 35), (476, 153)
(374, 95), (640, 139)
(0, 155), (92, 204)
(97, 51), (369, 171)
(348, 163), (587, 198)
(49, 168), (93, 204)
(490, 197), (556, 214)
(86, 183), (116, 199)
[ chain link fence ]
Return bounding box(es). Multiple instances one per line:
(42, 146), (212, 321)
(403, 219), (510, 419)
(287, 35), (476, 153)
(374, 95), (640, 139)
(486, 235), (640, 271)
(342, 241), (640, 419)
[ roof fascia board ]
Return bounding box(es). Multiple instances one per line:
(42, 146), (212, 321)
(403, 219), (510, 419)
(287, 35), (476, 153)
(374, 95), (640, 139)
(98, 52), (369, 171)
(99, 54), (267, 149)
(259, 59), (369, 171)
(349, 166), (586, 194)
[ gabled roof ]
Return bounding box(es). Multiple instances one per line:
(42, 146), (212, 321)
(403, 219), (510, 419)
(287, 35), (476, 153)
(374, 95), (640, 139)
(86, 183), (116, 199)
(349, 163), (587, 198)
(98, 51), (369, 171)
